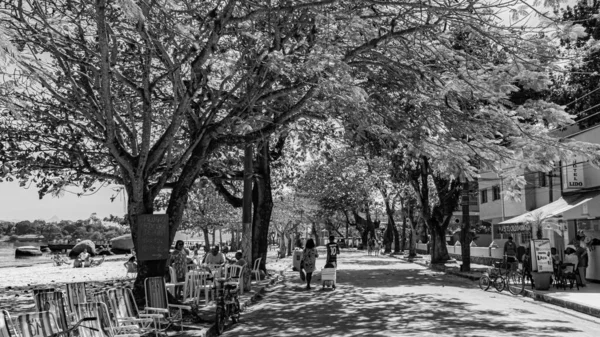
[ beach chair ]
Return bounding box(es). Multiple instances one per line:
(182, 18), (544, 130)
(34, 291), (71, 333)
(1, 310), (15, 337)
(182, 271), (214, 306)
(75, 302), (139, 337)
(65, 282), (87, 317)
(144, 277), (191, 332)
(223, 265), (245, 294)
(104, 288), (156, 335)
(252, 257), (262, 281)
(13, 311), (97, 337)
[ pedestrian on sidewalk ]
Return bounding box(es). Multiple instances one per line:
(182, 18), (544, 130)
(302, 239), (319, 290)
(576, 238), (588, 287)
(326, 236), (340, 268)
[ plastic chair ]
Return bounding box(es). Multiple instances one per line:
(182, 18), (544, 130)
(252, 258), (262, 282)
(223, 265), (245, 294)
(165, 267), (185, 297)
(183, 271), (214, 306)
(144, 277), (191, 332)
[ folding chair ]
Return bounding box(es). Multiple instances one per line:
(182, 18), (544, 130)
(75, 302), (139, 337)
(34, 291), (71, 333)
(13, 311), (97, 337)
(65, 282), (87, 317)
(144, 277), (192, 332)
(252, 258), (262, 281)
(1, 310), (15, 337)
(104, 288), (156, 335)
(223, 265), (245, 294)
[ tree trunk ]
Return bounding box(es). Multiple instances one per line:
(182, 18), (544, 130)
(460, 180), (471, 272)
(311, 222), (320, 247)
(251, 140), (274, 273)
(400, 212), (407, 252)
(392, 221), (400, 253)
(241, 144), (253, 292)
(383, 200), (395, 253)
(429, 219), (450, 263)
(286, 235), (293, 256)
(278, 231), (287, 258)
(219, 228), (223, 247)
(203, 227), (210, 249)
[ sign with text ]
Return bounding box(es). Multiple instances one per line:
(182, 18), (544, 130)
(136, 214), (169, 261)
(563, 156), (586, 190)
(531, 239), (553, 273)
(496, 223), (531, 234)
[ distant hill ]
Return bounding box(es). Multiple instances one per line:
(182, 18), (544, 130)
(47, 215), (61, 223)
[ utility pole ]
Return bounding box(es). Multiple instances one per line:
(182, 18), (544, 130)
(549, 170), (553, 203)
(241, 144), (253, 291)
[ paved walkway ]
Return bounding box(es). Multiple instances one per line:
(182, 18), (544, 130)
(219, 251), (600, 337)
(399, 254), (600, 318)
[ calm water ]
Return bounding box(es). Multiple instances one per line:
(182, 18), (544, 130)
(0, 241), (54, 268)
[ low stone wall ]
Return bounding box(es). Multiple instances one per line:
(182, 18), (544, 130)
(448, 253), (501, 266)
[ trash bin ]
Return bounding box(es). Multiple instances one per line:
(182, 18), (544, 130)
(293, 249), (303, 271)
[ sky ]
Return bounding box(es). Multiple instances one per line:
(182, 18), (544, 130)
(0, 181), (127, 222)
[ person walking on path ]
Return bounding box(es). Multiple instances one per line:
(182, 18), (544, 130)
(504, 236), (517, 269)
(302, 239), (319, 290)
(576, 237), (588, 287)
(326, 236), (340, 268)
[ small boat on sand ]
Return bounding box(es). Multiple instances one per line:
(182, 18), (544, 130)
(15, 246), (43, 257)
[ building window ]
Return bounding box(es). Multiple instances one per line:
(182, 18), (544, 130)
(492, 185), (501, 200)
(480, 189), (488, 204)
(539, 172), (547, 187)
(520, 231), (531, 244)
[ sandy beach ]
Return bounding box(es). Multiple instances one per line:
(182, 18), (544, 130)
(0, 253), (291, 316)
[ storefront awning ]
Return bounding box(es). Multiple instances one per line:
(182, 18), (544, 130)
(498, 190), (600, 225)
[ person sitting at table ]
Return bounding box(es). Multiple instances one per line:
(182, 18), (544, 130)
(205, 245), (226, 265)
(227, 252), (247, 267)
(563, 247), (579, 273)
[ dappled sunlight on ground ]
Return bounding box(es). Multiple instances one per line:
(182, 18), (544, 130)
(222, 251), (598, 337)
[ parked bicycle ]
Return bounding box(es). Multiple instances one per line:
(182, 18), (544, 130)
(214, 277), (241, 335)
(479, 256), (525, 295)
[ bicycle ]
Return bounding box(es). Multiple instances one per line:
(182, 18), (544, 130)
(479, 257), (525, 295)
(214, 277), (241, 335)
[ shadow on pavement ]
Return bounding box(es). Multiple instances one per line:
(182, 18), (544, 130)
(224, 254), (581, 337)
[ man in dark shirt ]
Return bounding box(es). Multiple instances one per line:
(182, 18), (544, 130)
(326, 236), (340, 268)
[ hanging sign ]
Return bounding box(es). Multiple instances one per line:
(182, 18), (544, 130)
(563, 156), (586, 190)
(136, 214), (170, 261)
(496, 223), (531, 234)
